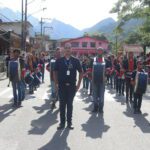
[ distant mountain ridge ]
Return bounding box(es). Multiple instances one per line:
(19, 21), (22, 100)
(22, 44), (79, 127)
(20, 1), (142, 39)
(0, 7), (143, 40)
(83, 17), (116, 33)
(0, 7), (83, 39)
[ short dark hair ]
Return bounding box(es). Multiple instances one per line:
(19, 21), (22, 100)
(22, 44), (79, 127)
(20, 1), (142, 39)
(13, 49), (20, 54)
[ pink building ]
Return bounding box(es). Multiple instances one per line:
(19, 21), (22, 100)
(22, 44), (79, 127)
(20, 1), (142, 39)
(61, 36), (109, 56)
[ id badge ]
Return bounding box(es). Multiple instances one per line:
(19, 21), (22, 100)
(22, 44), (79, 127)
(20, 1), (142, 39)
(67, 70), (70, 76)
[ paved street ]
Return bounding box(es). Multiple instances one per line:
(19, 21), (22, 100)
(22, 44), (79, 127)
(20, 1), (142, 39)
(0, 71), (150, 150)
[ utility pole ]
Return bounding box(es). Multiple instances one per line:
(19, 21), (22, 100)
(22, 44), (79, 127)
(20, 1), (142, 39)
(40, 18), (43, 52)
(21, 0), (24, 51)
(24, 0), (27, 52)
(40, 18), (51, 52)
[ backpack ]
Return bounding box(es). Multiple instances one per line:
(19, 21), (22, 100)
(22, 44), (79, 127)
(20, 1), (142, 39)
(9, 59), (20, 81)
(92, 62), (105, 84)
(134, 71), (148, 94)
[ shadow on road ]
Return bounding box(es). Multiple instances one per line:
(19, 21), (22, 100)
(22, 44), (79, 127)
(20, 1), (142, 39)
(38, 129), (70, 150)
(113, 94), (126, 105)
(81, 113), (110, 138)
(76, 88), (93, 104)
(106, 86), (116, 95)
(0, 103), (17, 122)
(123, 103), (150, 133)
(33, 99), (52, 114)
(28, 109), (59, 135)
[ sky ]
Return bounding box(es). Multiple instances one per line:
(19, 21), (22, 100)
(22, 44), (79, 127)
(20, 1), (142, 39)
(0, 0), (118, 30)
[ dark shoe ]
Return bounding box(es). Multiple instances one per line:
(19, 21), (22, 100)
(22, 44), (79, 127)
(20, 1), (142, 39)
(137, 109), (142, 114)
(99, 109), (104, 114)
(92, 105), (98, 113)
(12, 103), (17, 107)
(17, 101), (22, 107)
(134, 109), (138, 114)
(57, 124), (65, 130)
(130, 97), (133, 102)
(92, 108), (98, 113)
(29, 91), (34, 94)
(67, 125), (74, 130)
(51, 102), (56, 110)
(126, 99), (129, 103)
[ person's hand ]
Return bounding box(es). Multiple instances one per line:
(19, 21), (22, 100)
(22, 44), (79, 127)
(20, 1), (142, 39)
(55, 84), (59, 92)
(131, 80), (135, 86)
(76, 83), (80, 92)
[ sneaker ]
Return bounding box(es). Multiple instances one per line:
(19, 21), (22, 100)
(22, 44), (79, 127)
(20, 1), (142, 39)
(67, 125), (74, 130)
(57, 124), (65, 130)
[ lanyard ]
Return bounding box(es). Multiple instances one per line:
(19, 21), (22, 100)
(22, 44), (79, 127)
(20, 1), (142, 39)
(64, 58), (73, 70)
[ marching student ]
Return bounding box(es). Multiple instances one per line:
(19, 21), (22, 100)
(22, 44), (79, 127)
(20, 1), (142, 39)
(9, 49), (24, 107)
(131, 60), (148, 114)
(92, 47), (105, 113)
(123, 52), (137, 103)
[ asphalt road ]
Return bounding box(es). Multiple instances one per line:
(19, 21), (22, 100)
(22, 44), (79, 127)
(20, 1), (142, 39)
(0, 71), (150, 150)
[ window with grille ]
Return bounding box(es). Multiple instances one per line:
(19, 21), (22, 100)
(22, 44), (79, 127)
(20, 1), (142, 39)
(90, 42), (96, 48)
(82, 42), (88, 48)
(71, 42), (79, 47)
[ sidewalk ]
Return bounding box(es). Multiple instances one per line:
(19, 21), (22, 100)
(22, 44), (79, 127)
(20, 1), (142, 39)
(0, 72), (7, 80)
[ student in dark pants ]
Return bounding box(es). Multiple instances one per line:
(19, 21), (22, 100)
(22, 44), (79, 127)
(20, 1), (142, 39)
(123, 52), (137, 103)
(131, 61), (146, 114)
(54, 43), (83, 130)
(118, 65), (125, 96)
(9, 49), (24, 107)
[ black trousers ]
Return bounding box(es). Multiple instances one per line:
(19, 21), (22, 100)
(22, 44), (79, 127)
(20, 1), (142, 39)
(134, 93), (143, 110)
(126, 78), (133, 101)
(58, 84), (76, 125)
(118, 79), (125, 94)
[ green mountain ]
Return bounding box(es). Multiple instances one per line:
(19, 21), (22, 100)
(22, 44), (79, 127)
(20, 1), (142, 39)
(83, 17), (144, 42)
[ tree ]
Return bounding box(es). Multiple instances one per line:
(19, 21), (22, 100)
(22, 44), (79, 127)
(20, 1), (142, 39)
(87, 32), (108, 41)
(110, 0), (150, 48)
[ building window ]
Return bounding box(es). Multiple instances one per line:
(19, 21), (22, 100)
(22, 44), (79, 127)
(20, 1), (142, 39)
(90, 42), (96, 48)
(99, 42), (102, 46)
(71, 42), (79, 47)
(82, 42), (88, 48)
